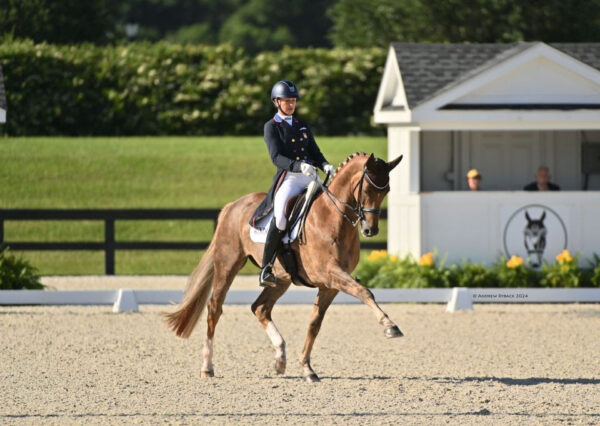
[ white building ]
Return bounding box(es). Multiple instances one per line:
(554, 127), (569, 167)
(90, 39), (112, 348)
(374, 42), (600, 265)
(0, 64), (5, 123)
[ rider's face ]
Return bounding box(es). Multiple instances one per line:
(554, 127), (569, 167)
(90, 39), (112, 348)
(275, 97), (296, 115)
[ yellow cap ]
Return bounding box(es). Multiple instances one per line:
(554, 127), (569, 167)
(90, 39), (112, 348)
(467, 168), (481, 179)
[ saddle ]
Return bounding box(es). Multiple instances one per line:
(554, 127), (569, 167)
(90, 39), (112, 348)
(249, 180), (322, 287)
(279, 181), (323, 288)
(283, 182), (323, 243)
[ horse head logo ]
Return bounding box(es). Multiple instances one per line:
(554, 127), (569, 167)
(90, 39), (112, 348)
(524, 210), (547, 267)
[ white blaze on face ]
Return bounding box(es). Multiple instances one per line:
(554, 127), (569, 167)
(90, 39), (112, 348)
(266, 321), (285, 359)
(202, 338), (213, 372)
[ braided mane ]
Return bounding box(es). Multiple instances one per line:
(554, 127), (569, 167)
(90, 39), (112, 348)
(331, 152), (389, 188)
(335, 152), (369, 174)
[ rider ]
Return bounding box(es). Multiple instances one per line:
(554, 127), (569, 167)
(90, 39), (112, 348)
(250, 80), (335, 287)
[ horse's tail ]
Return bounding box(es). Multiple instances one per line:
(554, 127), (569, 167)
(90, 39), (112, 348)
(163, 243), (215, 338)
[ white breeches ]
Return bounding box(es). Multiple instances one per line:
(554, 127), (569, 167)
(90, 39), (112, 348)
(273, 172), (314, 231)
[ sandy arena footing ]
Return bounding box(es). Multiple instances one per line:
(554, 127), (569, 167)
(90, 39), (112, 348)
(0, 303), (599, 425)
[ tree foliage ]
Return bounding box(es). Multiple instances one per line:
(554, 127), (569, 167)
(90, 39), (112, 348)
(219, 0), (334, 54)
(124, 0), (242, 43)
(328, 0), (435, 47)
(0, 0), (120, 44)
(329, 0), (600, 47)
(2, 0), (599, 49)
(123, 0), (334, 51)
(518, 0), (600, 42)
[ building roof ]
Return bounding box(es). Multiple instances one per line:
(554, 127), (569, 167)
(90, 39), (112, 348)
(0, 63), (6, 111)
(392, 42), (600, 108)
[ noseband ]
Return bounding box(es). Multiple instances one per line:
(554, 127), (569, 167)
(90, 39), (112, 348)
(321, 166), (389, 227)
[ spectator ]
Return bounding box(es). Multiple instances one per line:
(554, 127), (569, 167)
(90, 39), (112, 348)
(523, 166), (560, 191)
(466, 168), (482, 191)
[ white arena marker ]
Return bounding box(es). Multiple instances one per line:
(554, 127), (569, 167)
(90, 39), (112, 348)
(113, 289), (139, 313)
(446, 287), (473, 312)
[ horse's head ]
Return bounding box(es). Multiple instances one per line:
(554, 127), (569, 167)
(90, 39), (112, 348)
(524, 210), (547, 267)
(352, 153), (403, 237)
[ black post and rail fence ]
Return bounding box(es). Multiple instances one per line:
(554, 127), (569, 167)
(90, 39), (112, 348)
(0, 209), (387, 275)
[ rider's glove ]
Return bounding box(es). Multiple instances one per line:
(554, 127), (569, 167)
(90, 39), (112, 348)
(323, 163), (335, 176)
(300, 163), (317, 178)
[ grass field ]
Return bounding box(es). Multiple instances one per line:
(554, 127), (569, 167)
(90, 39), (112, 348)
(1, 136), (387, 275)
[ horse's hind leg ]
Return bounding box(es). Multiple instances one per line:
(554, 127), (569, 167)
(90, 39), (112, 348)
(251, 281), (291, 375)
(300, 288), (338, 382)
(201, 251), (247, 378)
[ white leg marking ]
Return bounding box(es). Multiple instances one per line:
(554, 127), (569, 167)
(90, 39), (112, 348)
(202, 338), (213, 372)
(266, 321), (286, 361)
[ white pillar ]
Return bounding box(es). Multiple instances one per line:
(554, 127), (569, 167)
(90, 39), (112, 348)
(387, 126), (421, 257)
(388, 126), (420, 194)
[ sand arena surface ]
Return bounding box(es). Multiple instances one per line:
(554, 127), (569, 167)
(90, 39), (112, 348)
(1, 303), (599, 425)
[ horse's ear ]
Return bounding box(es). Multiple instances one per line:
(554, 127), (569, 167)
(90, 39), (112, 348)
(366, 153), (376, 168)
(387, 155), (403, 171)
(540, 211), (546, 222)
(525, 211), (532, 222)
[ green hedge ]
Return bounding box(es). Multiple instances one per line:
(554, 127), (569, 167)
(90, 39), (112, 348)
(355, 250), (600, 288)
(0, 41), (386, 136)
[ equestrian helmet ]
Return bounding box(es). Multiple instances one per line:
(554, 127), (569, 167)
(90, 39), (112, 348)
(270, 80), (300, 100)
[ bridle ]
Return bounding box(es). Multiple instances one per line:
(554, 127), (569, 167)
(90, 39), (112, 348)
(320, 166), (389, 228)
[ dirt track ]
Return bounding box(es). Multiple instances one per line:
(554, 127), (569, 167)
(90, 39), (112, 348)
(1, 303), (599, 425)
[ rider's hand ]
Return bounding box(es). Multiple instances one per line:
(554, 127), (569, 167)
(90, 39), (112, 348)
(323, 163), (335, 176)
(300, 163), (317, 178)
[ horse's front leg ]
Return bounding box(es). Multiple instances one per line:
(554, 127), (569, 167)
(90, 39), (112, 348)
(251, 280), (291, 375)
(329, 267), (404, 338)
(300, 288), (338, 383)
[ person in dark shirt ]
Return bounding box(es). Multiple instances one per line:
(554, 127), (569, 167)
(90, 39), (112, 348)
(523, 166), (560, 191)
(249, 80), (335, 287)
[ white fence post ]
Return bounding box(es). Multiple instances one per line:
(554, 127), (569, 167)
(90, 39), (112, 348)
(113, 289), (139, 313)
(446, 287), (473, 312)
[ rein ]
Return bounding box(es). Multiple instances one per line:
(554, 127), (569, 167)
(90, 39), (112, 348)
(320, 166), (389, 228)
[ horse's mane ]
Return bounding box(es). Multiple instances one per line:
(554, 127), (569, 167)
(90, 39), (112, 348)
(332, 152), (389, 187)
(335, 152), (369, 174)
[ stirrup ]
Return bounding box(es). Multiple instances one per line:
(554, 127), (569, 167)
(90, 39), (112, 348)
(259, 266), (278, 288)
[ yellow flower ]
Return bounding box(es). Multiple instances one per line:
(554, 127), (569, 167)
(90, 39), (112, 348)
(367, 250), (387, 262)
(561, 264), (568, 272)
(419, 252), (434, 267)
(389, 255), (398, 262)
(556, 249), (573, 263)
(506, 255), (524, 269)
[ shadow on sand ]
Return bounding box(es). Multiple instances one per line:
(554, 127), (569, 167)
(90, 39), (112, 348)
(409, 376), (600, 386)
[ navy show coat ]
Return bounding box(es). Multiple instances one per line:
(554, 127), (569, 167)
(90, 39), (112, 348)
(249, 114), (328, 227)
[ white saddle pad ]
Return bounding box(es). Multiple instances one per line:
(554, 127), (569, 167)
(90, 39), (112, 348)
(249, 180), (320, 244)
(249, 211), (301, 244)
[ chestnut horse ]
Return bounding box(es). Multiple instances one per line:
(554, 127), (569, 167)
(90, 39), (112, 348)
(164, 152), (403, 382)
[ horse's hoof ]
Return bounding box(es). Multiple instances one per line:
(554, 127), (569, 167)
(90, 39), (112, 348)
(201, 370), (214, 378)
(274, 359), (286, 375)
(384, 325), (404, 338)
(304, 373), (320, 383)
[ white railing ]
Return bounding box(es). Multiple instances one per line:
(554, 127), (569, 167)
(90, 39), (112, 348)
(1, 288), (599, 313)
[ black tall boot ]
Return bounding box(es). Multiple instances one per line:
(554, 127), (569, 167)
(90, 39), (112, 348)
(259, 219), (285, 287)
